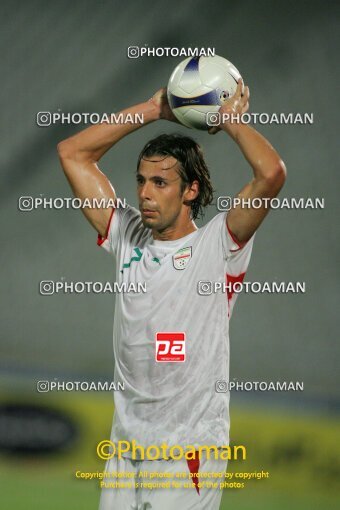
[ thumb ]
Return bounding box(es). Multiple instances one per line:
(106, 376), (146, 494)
(208, 126), (221, 135)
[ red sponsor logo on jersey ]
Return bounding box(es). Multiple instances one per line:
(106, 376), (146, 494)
(155, 332), (186, 362)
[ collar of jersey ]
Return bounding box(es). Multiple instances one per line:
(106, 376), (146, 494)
(150, 229), (198, 247)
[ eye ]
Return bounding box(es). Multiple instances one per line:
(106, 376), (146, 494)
(155, 179), (166, 187)
(136, 176), (144, 185)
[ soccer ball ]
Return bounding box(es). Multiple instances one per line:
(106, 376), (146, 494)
(167, 55), (241, 130)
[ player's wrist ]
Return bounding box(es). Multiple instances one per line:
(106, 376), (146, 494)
(120, 100), (160, 127)
(146, 97), (162, 121)
(220, 119), (246, 140)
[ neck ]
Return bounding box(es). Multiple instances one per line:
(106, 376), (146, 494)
(152, 220), (197, 241)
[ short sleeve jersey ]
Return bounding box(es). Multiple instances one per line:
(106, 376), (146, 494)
(98, 204), (254, 452)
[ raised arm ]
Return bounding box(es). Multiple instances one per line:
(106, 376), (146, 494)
(210, 79), (287, 244)
(57, 89), (175, 237)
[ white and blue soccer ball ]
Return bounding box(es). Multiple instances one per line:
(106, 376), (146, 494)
(167, 55), (242, 130)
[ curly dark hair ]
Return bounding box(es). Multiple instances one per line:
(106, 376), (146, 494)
(136, 133), (214, 220)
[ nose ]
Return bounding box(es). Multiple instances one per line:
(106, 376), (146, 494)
(138, 180), (152, 201)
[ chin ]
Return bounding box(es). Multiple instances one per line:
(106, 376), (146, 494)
(141, 217), (156, 229)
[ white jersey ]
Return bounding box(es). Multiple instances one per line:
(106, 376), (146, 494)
(97, 203), (254, 453)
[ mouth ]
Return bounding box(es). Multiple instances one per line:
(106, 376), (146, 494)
(141, 208), (157, 217)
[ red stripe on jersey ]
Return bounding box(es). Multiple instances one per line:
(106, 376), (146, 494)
(97, 207), (115, 246)
(226, 219), (246, 250)
(226, 272), (246, 317)
(186, 451), (200, 495)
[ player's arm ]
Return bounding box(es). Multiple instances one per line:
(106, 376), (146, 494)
(210, 79), (286, 245)
(57, 89), (175, 237)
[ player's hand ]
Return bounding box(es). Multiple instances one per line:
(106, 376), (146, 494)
(208, 78), (250, 135)
(149, 87), (180, 124)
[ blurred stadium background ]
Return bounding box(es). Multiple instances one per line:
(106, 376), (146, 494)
(1, 0), (339, 509)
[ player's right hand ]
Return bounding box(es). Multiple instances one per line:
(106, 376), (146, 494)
(208, 78), (249, 135)
(149, 88), (181, 124)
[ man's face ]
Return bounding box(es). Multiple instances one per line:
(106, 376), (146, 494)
(137, 155), (188, 232)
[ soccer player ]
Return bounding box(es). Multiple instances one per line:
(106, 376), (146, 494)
(58, 79), (286, 510)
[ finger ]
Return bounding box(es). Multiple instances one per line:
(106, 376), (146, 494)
(241, 102), (249, 116)
(208, 126), (221, 135)
(236, 78), (243, 97)
(242, 86), (250, 103)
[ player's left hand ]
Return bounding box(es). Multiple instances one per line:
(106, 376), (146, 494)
(208, 78), (250, 135)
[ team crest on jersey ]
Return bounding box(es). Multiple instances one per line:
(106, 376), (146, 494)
(172, 246), (192, 270)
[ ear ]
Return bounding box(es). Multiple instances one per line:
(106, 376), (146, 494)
(183, 180), (199, 202)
